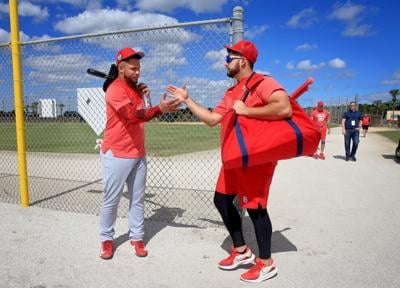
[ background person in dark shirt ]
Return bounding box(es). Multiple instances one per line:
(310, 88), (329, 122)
(342, 101), (363, 161)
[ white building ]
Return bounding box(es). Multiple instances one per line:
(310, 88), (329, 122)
(38, 99), (57, 118)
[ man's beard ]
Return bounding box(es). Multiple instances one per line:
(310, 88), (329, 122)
(226, 63), (240, 78)
(124, 74), (139, 87)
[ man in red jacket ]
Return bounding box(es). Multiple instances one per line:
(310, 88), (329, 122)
(167, 40), (292, 283)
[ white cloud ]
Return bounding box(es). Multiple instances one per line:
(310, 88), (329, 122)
(255, 69), (270, 76)
(329, 2), (365, 21)
(296, 43), (318, 51)
(0, 1), (49, 21)
(28, 71), (87, 83)
(180, 76), (231, 106)
(115, 0), (135, 11)
(19, 2), (49, 22)
(286, 62), (295, 70)
(49, 9), (200, 84)
(329, 2), (374, 37)
(274, 59), (280, 64)
(343, 23), (373, 37)
(382, 70), (400, 85)
(297, 59), (325, 70)
(145, 43), (187, 68)
(329, 58), (346, 69)
(0, 29), (10, 44)
(0, 3), (8, 14)
(205, 48), (226, 71)
(29, 0), (102, 10)
(135, 0), (228, 13)
(55, 9), (178, 35)
(24, 53), (92, 84)
(26, 53), (92, 72)
(143, 75), (231, 108)
(363, 91), (392, 103)
(245, 25), (268, 39)
(287, 8), (318, 28)
(0, 28), (31, 44)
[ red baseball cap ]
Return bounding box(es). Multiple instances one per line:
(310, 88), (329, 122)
(116, 47), (144, 65)
(317, 101), (324, 107)
(225, 40), (258, 64)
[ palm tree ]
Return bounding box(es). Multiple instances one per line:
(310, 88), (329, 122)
(389, 89), (399, 125)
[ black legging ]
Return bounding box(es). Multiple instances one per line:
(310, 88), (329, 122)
(214, 191), (272, 259)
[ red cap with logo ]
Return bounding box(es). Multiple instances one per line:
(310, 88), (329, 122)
(225, 40), (258, 64)
(317, 101), (324, 107)
(116, 47), (144, 65)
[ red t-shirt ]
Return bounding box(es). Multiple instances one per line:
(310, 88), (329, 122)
(362, 116), (370, 125)
(213, 75), (284, 117)
(101, 78), (146, 158)
(310, 109), (329, 130)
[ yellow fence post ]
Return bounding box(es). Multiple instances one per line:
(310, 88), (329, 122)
(9, 0), (29, 207)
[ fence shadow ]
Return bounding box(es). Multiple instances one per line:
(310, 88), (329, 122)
(114, 196), (201, 251)
(30, 178), (102, 206)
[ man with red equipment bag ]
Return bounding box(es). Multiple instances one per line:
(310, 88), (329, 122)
(167, 40), (292, 283)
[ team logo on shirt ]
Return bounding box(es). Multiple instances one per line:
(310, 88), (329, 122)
(243, 196), (248, 203)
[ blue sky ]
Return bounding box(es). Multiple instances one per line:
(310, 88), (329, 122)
(1, 0), (399, 108)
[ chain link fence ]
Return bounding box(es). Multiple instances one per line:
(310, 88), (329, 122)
(0, 18), (235, 227)
(0, 46), (20, 204)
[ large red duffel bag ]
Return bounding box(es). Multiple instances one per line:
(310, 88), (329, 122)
(221, 75), (320, 169)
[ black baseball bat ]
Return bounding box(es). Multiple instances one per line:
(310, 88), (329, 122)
(87, 68), (108, 79)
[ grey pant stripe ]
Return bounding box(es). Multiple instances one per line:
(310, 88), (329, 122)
(100, 149), (147, 241)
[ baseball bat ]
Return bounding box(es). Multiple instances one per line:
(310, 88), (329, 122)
(86, 68), (108, 79)
(290, 77), (314, 100)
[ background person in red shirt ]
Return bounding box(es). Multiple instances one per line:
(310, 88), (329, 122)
(310, 101), (330, 159)
(98, 47), (179, 260)
(362, 114), (371, 137)
(167, 40), (292, 283)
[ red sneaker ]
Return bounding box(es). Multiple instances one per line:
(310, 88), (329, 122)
(319, 153), (325, 160)
(131, 240), (148, 257)
(240, 258), (278, 283)
(218, 246), (255, 270)
(99, 240), (113, 260)
(313, 153), (319, 159)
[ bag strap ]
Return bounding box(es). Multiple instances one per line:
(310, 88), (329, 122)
(233, 72), (258, 169)
(240, 72), (265, 103)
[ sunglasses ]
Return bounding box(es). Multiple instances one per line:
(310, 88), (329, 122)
(225, 55), (242, 63)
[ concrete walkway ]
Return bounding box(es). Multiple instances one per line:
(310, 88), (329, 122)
(1, 127), (399, 288)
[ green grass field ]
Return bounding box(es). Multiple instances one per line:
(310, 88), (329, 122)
(375, 130), (400, 143)
(0, 122), (220, 156)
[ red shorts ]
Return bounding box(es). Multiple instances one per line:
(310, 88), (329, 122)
(215, 162), (277, 209)
(320, 127), (327, 141)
